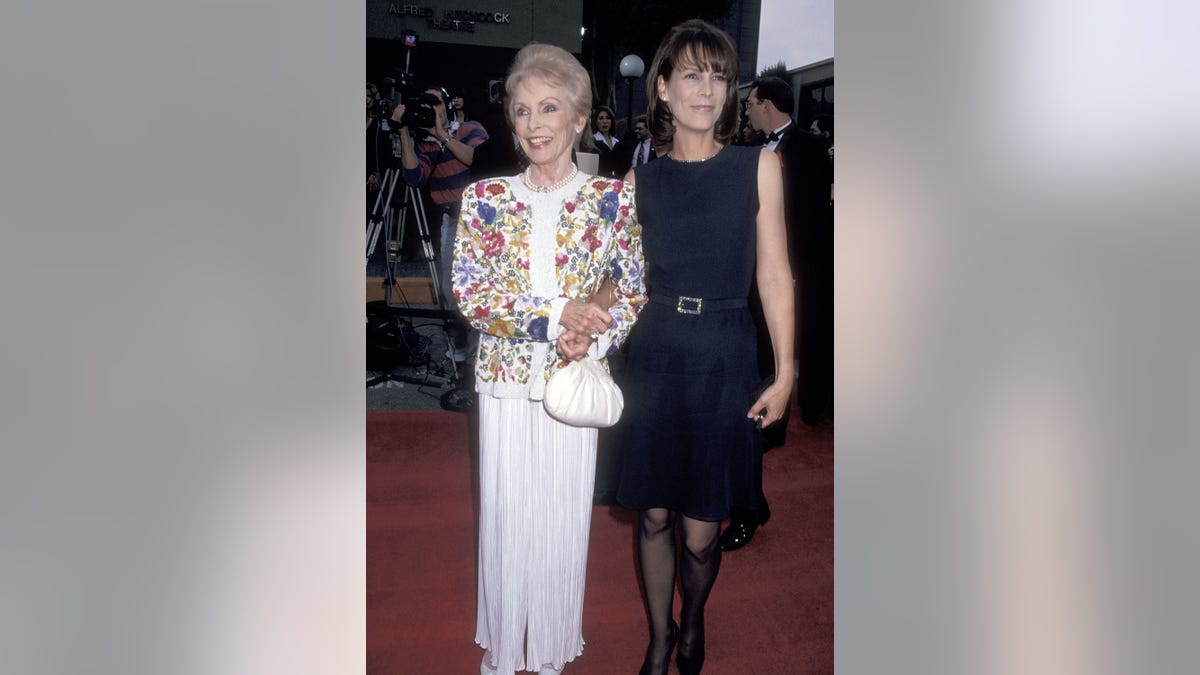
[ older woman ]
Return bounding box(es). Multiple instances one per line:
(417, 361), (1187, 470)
(452, 43), (646, 675)
(612, 21), (794, 675)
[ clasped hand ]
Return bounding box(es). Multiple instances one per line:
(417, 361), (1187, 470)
(555, 299), (612, 361)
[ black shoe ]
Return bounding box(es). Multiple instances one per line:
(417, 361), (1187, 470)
(675, 627), (705, 675)
(676, 644), (704, 675)
(637, 620), (677, 675)
(719, 503), (771, 552)
(718, 519), (757, 551)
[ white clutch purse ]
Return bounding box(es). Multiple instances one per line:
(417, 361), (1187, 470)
(543, 357), (624, 428)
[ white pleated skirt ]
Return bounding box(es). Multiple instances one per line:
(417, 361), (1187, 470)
(475, 395), (599, 674)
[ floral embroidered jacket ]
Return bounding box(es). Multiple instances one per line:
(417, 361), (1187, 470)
(452, 175), (646, 398)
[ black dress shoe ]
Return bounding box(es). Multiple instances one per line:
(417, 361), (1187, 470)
(719, 502), (771, 551)
(637, 620), (677, 675)
(676, 639), (704, 675)
(675, 621), (705, 675)
(719, 519), (756, 551)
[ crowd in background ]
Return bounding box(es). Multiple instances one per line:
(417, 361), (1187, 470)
(367, 76), (832, 203)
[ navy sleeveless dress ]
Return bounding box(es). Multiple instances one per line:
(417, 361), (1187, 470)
(615, 145), (764, 521)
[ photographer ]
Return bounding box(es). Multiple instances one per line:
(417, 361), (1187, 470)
(390, 86), (489, 361)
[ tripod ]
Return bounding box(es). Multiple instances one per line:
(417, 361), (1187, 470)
(366, 166), (443, 307)
(364, 170), (474, 412)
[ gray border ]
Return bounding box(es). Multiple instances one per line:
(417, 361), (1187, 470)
(837, 1), (1200, 673)
(3, 0), (1198, 672)
(0, 1), (364, 672)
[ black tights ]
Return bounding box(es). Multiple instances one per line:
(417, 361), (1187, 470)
(637, 508), (722, 673)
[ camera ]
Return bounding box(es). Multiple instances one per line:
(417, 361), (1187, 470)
(379, 74), (439, 130)
(397, 92), (439, 130)
(375, 94), (434, 130)
(377, 33), (438, 131)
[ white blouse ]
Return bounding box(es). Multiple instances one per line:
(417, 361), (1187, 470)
(505, 171), (593, 401)
(592, 131), (618, 150)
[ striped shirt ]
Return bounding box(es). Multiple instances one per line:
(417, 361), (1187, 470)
(402, 121), (489, 208)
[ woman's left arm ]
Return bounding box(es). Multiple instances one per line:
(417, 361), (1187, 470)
(749, 148), (795, 428)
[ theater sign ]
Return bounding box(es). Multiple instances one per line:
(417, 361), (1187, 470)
(367, 0), (582, 51)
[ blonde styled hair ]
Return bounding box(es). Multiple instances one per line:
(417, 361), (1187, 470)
(504, 43), (593, 136)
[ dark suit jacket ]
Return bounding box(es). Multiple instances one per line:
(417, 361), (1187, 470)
(618, 136), (657, 174)
(773, 122), (834, 419)
(772, 123), (833, 270)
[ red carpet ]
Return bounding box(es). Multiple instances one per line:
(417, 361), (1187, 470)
(368, 405), (832, 674)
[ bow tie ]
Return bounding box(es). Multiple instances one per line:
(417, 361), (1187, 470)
(766, 131), (782, 143)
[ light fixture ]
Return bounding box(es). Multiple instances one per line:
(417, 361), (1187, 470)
(619, 54), (645, 134)
(619, 54), (645, 79)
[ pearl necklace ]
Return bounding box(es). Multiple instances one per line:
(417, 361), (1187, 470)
(669, 146), (723, 163)
(521, 164), (578, 193)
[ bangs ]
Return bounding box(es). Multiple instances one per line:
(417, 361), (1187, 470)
(645, 19), (741, 146)
(672, 41), (736, 79)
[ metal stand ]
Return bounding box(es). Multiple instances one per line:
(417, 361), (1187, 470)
(365, 340), (475, 413)
(365, 184), (474, 412)
(366, 168), (444, 308)
(364, 302), (474, 412)
(365, 167), (397, 260)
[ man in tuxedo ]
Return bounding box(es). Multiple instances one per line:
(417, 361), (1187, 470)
(720, 76), (833, 552)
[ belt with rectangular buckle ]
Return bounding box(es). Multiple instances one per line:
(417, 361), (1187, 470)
(649, 293), (749, 315)
(676, 296), (703, 314)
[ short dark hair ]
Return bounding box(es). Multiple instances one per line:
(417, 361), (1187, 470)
(645, 20), (741, 146)
(751, 76), (795, 117)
